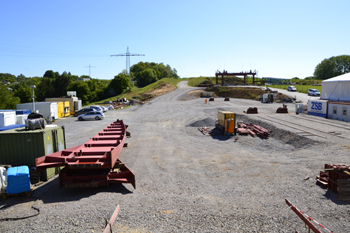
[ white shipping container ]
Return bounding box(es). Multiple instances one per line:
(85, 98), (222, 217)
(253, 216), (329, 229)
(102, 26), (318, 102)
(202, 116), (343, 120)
(16, 114), (29, 124)
(327, 102), (350, 122)
(17, 102), (58, 120)
(0, 111), (17, 127)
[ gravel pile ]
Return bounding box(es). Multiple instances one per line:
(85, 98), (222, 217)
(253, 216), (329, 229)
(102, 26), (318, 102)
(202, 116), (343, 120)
(1, 81), (349, 232)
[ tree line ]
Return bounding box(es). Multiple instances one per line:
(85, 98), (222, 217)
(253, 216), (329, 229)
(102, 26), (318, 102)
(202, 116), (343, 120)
(314, 55), (350, 80)
(0, 62), (179, 109)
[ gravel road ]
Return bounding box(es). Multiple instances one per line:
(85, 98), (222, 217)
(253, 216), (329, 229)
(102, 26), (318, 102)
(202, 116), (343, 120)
(1, 81), (350, 232)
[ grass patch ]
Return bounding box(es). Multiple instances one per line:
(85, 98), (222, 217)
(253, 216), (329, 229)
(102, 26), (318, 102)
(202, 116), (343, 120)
(186, 77), (216, 86)
(88, 78), (181, 106)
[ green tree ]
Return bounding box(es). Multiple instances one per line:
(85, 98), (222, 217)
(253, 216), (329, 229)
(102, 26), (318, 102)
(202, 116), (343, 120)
(36, 78), (55, 101)
(130, 62), (179, 86)
(0, 84), (20, 109)
(54, 73), (71, 97)
(136, 68), (158, 87)
(314, 55), (350, 80)
(14, 83), (32, 103)
(108, 73), (131, 95)
(43, 70), (56, 79)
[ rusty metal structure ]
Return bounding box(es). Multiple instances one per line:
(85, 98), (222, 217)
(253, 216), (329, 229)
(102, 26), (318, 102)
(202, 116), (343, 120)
(276, 106), (288, 113)
(36, 120), (135, 188)
(237, 122), (270, 138)
(246, 107), (258, 114)
(215, 70), (257, 86)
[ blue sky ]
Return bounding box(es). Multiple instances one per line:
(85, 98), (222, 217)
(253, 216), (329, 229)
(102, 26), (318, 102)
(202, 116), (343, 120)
(1, 0), (349, 80)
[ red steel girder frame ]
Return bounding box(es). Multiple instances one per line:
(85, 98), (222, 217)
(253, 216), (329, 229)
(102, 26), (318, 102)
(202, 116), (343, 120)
(215, 70), (257, 85)
(35, 119), (135, 188)
(36, 120), (127, 171)
(59, 159), (136, 189)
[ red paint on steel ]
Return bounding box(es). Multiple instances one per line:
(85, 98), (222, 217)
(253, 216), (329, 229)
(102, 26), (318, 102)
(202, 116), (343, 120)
(285, 199), (321, 233)
(215, 70), (257, 85)
(36, 120), (127, 171)
(35, 120), (135, 188)
(103, 205), (121, 233)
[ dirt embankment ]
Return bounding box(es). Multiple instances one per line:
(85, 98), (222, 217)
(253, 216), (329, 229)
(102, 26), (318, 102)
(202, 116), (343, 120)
(207, 86), (290, 101)
(140, 83), (176, 100)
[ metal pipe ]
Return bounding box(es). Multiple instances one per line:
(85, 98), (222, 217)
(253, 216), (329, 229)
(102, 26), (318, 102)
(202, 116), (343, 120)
(30, 85), (36, 112)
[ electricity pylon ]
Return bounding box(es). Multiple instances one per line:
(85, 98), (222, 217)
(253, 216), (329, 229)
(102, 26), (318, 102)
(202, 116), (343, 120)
(84, 64), (95, 78)
(111, 47), (145, 75)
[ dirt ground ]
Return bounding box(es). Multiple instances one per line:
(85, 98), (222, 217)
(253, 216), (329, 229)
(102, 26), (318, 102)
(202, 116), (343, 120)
(1, 81), (349, 232)
(140, 83), (176, 100)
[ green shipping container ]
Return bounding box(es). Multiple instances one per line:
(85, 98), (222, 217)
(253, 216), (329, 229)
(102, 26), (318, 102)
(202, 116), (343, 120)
(0, 126), (66, 181)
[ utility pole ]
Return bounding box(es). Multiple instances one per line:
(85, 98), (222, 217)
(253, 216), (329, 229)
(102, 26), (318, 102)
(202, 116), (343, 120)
(84, 64), (95, 78)
(111, 47), (145, 75)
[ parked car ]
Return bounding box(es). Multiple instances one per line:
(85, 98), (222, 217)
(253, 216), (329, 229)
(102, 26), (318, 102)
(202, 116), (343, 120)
(73, 107), (96, 117)
(287, 86), (297, 92)
(101, 106), (108, 112)
(90, 105), (104, 112)
(308, 88), (321, 96)
(77, 111), (104, 121)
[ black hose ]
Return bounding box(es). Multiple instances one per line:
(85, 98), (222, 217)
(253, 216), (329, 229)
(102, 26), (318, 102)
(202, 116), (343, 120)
(0, 200), (40, 221)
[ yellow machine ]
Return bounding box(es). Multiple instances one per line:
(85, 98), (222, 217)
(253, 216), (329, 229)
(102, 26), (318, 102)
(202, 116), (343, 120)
(217, 111), (236, 135)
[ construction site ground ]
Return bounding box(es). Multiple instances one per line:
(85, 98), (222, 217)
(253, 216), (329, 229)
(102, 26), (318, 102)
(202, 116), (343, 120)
(1, 81), (350, 232)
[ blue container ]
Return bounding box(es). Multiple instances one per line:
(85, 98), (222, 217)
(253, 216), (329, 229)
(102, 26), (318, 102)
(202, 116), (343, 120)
(16, 109), (31, 115)
(6, 166), (31, 194)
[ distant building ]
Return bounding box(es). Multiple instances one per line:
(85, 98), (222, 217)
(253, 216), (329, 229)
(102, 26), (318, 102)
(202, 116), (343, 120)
(77, 77), (91, 82)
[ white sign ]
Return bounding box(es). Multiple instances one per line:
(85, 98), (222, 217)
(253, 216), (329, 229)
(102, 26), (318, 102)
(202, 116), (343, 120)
(307, 99), (327, 118)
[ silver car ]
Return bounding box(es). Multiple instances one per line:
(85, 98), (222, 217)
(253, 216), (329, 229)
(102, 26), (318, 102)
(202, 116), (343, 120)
(78, 111), (104, 121)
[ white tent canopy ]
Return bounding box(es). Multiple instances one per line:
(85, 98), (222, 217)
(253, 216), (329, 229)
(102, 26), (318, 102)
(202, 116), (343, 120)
(321, 72), (350, 101)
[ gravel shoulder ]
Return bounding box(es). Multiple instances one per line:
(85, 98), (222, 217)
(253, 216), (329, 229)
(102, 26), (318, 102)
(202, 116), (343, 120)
(1, 81), (349, 232)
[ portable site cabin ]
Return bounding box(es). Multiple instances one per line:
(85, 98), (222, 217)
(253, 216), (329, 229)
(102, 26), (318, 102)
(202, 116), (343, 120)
(45, 96), (81, 115)
(0, 110), (16, 127)
(44, 100), (70, 118)
(17, 102), (58, 121)
(321, 73), (350, 122)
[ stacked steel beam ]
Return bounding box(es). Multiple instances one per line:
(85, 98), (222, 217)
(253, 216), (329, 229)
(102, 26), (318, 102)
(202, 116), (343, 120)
(36, 120), (135, 188)
(237, 122), (270, 139)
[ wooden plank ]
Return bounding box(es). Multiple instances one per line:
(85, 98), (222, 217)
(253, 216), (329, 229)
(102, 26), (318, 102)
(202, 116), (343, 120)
(338, 186), (350, 192)
(344, 171), (350, 175)
(337, 179), (350, 184)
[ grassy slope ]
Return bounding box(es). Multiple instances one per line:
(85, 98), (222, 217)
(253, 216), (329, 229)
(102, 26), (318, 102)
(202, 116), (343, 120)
(89, 78), (182, 106)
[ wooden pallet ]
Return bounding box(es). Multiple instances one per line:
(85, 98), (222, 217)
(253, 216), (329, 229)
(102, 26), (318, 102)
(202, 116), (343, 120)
(1, 186), (33, 199)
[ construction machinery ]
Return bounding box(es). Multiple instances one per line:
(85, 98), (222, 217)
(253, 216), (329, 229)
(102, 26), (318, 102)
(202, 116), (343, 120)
(216, 111), (236, 136)
(35, 119), (135, 188)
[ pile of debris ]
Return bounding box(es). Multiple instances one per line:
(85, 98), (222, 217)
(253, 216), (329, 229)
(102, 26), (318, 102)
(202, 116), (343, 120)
(279, 96), (295, 103)
(237, 122), (270, 139)
(316, 164), (350, 200)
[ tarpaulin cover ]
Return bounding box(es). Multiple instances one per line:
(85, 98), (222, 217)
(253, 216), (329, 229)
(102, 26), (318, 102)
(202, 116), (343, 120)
(6, 166), (31, 194)
(321, 72), (350, 101)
